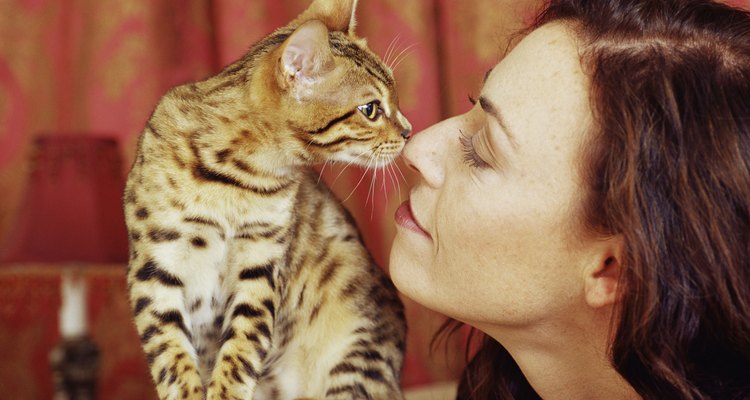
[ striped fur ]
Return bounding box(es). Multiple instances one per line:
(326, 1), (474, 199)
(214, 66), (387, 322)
(124, 1), (408, 399)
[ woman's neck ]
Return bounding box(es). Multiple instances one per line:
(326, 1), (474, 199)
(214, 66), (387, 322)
(481, 313), (640, 400)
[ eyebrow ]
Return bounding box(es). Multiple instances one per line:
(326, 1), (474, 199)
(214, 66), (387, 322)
(478, 95), (518, 149)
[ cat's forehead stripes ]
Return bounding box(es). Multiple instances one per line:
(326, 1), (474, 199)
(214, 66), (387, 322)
(243, 31), (293, 66)
(328, 34), (395, 88)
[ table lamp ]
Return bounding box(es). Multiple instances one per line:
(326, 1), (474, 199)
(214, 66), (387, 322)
(0, 134), (129, 399)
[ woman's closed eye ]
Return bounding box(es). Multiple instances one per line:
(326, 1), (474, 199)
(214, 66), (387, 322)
(459, 128), (492, 169)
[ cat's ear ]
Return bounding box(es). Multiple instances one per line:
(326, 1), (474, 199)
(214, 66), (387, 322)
(290, 0), (358, 35)
(279, 20), (335, 93)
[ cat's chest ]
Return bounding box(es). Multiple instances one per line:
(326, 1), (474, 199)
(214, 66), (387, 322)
(179, 184), (296, 227)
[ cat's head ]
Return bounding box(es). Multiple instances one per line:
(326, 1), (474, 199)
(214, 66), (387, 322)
(259, 0), (411, 167)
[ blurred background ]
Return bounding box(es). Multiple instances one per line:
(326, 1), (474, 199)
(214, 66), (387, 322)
(1, 0), (746, 398)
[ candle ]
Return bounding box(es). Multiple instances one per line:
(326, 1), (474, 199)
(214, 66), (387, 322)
(59, 270), (87, 338)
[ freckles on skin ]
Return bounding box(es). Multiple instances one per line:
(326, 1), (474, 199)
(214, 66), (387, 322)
(392, 23), (597, 329)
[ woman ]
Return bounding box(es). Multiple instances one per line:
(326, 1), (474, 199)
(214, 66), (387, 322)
(390, 0), (750, 398)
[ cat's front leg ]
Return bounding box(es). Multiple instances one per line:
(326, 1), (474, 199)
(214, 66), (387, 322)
(128, 258), (205, 400)
(206, 259), (277, 400)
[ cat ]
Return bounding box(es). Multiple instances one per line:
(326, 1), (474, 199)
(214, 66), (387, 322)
(122, 0), (410, 399)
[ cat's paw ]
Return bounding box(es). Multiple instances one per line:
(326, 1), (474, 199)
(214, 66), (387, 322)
(156, 373), (204, 400)
(152, 354), (205, 400)
(205, 376), (254, 400)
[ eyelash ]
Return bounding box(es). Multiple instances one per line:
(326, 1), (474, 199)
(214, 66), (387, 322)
(459, 129), (491, 169)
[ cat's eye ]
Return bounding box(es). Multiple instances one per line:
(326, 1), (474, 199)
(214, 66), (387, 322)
(357, 101), (382, 121)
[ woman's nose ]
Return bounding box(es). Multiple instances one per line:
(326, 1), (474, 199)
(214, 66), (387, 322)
(401, 120), (450, 188)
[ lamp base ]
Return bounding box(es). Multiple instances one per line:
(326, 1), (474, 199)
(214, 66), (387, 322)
(49, 336), (100, 400)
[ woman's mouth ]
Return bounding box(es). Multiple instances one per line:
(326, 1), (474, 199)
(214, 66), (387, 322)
(395, 199), (431, 239)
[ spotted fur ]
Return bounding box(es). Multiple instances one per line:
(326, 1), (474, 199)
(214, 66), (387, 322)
(124, 1), (409, 399)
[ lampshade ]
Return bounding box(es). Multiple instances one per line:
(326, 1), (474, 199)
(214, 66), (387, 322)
(1, 135), (129, 263)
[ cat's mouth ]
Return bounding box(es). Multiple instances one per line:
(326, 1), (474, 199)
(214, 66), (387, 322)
(370, 141), (406, 163)
(335, 141), (404, 166)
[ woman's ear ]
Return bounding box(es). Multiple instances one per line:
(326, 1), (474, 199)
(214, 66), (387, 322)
(584, 235), (624, 309)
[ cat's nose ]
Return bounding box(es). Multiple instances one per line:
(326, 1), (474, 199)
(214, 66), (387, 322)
(398, 113), (412, 139)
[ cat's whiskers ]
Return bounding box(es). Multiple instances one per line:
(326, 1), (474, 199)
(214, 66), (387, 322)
(341, 151), (376, 204)
(394, 163), (405, 202)
(366, 162), (378, 219)
(317, 159), (331, 185)
(390, 43), (418, 73)
(394, 157), (409, 185)
(383, 34), (402, 69)
(303, 137), (319, 153)
(366, 163), (375, 207)
(379, 160), (390, 221)
(331, 147), (372, 186)
(380, 161), (388, 203)
(386, 162), (402, 205)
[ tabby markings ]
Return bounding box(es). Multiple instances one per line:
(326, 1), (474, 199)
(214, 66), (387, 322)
(136, 260), (184, 287)
(220, 327), (236, 346)
(232, 304), (265, 319)
(136, 207), (149, 219)
(140, 325), (163, 343)
(262, 299), (275, 321)
(236, 354), (260, 379)
(235, 226), (283, 241)
(146, 343), (168, 366)
(152, 309), (191, 340)
(325, 383), (369, 398)
(345, 349), (384, 361)
(189, 298), (203, 312)
(307, 110), (355, 134)
(184, 216), (226, 240)
(133, 297), (152, 316)
(309, 300), (323, 324)
(205, 80), (239, 96)
(190, 237), (207, 248)
(184, 216), (223, 230)
(329, 361), (386, 383)
(232, 159), (261, 175)
(318, 260), (339, 289)
(255, 321), (271, 339)
(148, 229), (181, 242)
(190, 144), (295, 195)
(238, 263), (275, 289)
(329, 36), (394, 87)
(304, 134), (373, 149)
(215, 149), (232, 163)
(146, 122), (163, 138)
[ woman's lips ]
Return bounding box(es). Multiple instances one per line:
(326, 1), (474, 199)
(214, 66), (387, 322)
(395, 200), (431, 239)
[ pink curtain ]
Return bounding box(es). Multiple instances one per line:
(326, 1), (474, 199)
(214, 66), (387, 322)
(1, 0), (747, 398)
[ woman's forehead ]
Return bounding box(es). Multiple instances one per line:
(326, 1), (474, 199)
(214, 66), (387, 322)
(480, 23), (591, 141)
(484, 23), (584, 92)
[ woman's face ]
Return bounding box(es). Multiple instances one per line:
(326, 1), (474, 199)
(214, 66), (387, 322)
(390, 23), (600, 332)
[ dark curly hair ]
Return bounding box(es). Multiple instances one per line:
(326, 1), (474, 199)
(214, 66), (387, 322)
(448, 1), (750, 398)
